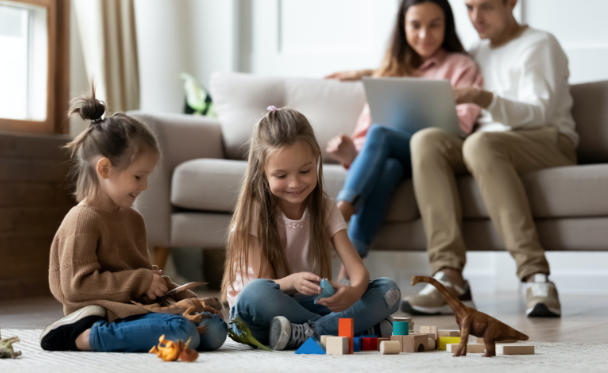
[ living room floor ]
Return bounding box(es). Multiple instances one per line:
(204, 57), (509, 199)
(3, 291), (608, 342)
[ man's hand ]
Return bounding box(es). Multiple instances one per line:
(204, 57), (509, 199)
(315, 281), (360, 312)
(146, 273), (169, 300)
(289, 272), (322, 296)
(453, 86), (494, 108)
(324, 70), (365, 82)
(326, 134), (358, 166)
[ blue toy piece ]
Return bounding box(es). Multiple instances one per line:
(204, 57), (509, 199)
(295, 336), (326, 355)
(393, 321), (409, 336)
(314, 278), (336, 304)
(353, 336), (362, 352)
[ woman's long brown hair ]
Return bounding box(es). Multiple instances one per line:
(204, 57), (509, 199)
(375, 0), (466, 77)
(221, 108), (332, 303)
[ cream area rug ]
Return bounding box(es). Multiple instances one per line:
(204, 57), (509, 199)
(1, 329), (607, 373)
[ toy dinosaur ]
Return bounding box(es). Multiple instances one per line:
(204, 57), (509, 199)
(132, 297), (223, 334)
(0, 336), (22, 359)
(149, 334), (199, 362)
(228, 317), (272, 351)
(412, 276), (529, 357)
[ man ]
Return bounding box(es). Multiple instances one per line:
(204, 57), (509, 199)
(402, 0), (577, 317)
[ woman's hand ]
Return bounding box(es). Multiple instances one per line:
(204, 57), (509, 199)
(326, 134), (358, 166)
(325, 70), (365, 82)
(146, 273), (169, 300)
(316, 281), (360, 312)
(288, 272), (322, 296)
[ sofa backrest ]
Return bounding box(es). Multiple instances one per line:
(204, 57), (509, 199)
(211, 72), (365, 161)
(211, 72), (608, 164)
(571, 80), (608, 164)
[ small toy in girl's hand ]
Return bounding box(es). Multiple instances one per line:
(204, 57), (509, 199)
(314, 278), (335, 304)
(0, 336), (22, 359)
(149, 335), (199, 362)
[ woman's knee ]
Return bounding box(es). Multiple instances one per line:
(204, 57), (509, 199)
(198, 314), (228, 351)
(371, 277), (401, 313)
(166, 315), (200, 349)
(366, 124), (391, 145)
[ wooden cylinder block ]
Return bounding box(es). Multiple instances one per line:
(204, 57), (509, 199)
(380, 341), (401, 355)
(427, 337), (436, 350)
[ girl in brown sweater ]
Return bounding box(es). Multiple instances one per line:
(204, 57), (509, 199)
(40, 87), (227, 352)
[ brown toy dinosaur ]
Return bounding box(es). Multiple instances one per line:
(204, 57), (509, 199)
(132, 297), (223, 334)
(412, 276), (529, 357)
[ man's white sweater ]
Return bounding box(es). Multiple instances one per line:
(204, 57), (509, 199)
(470, 27), (579, 146)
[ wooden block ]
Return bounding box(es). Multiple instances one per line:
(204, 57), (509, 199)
(496, 344), (535, 355)
(393, 321), (409, 336)
(438, 337), (461, 350)
(393, 317), (412, 323)
(427, 338), (436, 350)
(326, 337), (349, 355)
(377, 338), (391, 351)
(380, 341), (401, 355)
(320, 335), (330, 347)
(446, 343), (484, 353)
(438, 330), (460, 338)
(420, 326), (438, 341)
(361, 337), (378, 351)
(402, 334), (428, 353)
(470, 336), (484, 343)
(338, 318), (354, 354)
(390, 335), (403, 351)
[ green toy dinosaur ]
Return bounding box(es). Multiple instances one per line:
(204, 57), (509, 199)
(0, 336), (22, 359)
(228, 317), (272, 352)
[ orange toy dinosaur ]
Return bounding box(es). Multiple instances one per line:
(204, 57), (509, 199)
(412, 276), (529, 357)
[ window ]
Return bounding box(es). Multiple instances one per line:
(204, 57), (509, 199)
(0, 0), (69, 134)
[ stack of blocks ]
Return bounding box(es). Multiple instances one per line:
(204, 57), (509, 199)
(390, 321), (429, 353)
(437, 330), (461, 351)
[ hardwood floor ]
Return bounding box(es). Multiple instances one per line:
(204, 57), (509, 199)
(2, 292), (608, 343)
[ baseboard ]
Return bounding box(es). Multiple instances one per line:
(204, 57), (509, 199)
(0, 278), (51, 300)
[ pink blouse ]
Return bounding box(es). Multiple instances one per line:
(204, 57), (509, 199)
(352, 49), (484, 152)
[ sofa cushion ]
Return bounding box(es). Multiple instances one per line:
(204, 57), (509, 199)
(210, 72), (366, 161)
(173, 160), (608, 221)
(460, 164), (608, 218)
(171, 159), (420, 222)
(571, 80), (608, 164)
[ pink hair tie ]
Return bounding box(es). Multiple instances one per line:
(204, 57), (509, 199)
(267, 105), (277, 112)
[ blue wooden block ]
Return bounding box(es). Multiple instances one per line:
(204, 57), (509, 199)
(353, 336), (362, 352)
(314, 278), (336, 304)
(295, 336), (326, 355)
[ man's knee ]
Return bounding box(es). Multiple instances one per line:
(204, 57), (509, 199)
(462, 131), (502, 172)
(411, 128), (451, 162)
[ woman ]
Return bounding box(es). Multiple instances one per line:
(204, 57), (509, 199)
(326, 0), (483, 280)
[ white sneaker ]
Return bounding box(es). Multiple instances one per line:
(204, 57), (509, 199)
(401, 272), (475, 315)
(526, 274), (561, 317)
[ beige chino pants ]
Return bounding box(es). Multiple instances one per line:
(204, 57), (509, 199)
(410, 126), (577, 280)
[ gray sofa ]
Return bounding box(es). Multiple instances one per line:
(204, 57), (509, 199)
(131, 73), (608, 268)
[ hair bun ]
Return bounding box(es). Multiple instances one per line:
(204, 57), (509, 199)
(68, 83), (106, 123)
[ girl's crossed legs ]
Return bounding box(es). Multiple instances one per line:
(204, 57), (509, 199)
(230, 278), (400, 344)
(89, 312), (228, 352)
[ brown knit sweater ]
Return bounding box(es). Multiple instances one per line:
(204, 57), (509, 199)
(49, 204), (195, 322)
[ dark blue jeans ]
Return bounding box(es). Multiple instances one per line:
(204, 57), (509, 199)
(230, 278), (400, 344)
(337, 124), (414, 257)
(89, 312), (227, 352)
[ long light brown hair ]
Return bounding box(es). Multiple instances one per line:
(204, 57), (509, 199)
(221, 108), (332, 303)
(375, 0), (466, 77)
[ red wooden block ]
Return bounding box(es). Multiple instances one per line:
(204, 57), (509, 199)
(361, 337), (379, 351)
(338, 318), (354, 354)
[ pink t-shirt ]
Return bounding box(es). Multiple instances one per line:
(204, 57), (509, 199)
(352, 49), (484, 153)
(227, 197), (347, 308)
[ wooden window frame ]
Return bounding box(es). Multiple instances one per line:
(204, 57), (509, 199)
(0, 0), (70, 134)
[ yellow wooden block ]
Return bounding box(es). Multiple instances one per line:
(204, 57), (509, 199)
(438, 337), (461, 350)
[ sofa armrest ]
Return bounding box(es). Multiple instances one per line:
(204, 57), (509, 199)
(128, 111), (224, 248)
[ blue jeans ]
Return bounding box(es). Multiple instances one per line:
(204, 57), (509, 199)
(89, 312), (227, 352)
(337, 124), (414, 257)
(230, 278), (400, 344)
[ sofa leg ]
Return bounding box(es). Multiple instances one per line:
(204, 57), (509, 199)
(152, 246), (171, 271)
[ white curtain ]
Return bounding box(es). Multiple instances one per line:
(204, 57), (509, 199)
(73, 0), (139, 113)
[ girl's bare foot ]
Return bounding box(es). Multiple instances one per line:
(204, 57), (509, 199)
(337, 200), (355, 223)
(75, 328), (92, 351)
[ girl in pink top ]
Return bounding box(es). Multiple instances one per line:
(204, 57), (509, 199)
(221, 107), (400, 351)
(325, 0), (483, 281)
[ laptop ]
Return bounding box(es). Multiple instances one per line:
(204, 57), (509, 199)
(362, 77), (461, 135)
